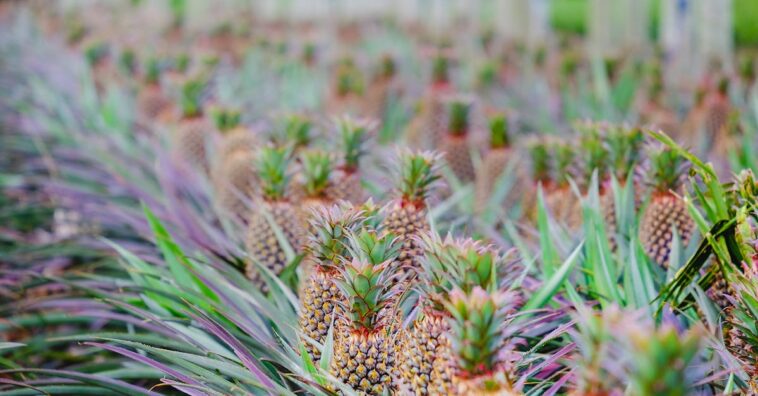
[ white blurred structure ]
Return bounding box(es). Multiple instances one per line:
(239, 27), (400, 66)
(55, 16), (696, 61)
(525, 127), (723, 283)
(588, 0), (652, 57)
(660, 0), (733, 85)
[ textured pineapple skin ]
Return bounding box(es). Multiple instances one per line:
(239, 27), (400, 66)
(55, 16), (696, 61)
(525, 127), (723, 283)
(245, 201), (305, 292)
(440, 135), (475, 183)
(173, 117), (209, 171)
(331, 329), (395, 395)
(299, 267), (341, 363)
(215, 150), (257, 221)
(639, 192), (694, 267)
(327, 171), (365, 204)
(527, 185), (581, 230)
(217, 127), (258, 160)
(382, 201), (429, 273)
(137, 85), (170, 120)
(397, 313), (451, 395)
(474, 148), (510, 215)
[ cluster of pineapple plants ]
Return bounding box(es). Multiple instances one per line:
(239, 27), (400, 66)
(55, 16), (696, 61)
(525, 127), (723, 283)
(3, 1), (758, 395)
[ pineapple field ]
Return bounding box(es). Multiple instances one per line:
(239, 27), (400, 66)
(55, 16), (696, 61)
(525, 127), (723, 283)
(3, 1), (758, 395)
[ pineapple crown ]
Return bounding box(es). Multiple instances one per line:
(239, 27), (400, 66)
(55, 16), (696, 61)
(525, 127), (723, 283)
(417, 234), (506, 314)
(528, 140), (552, 183)
(626, 324), (702, 395)
(607, 126), (644, 180)
(553, 141), (576, 186)
(283, 114), (312, 148)
(169, 0), (187, 28)
(174, 53), (190, 74)
(447, 98), (472, 136)
(648, 147), (687, 193)
(379, 53), (396, 79)
(118, 48), (137, 75)
(445, 287), (509, 378)
(144, 57), (161, 85)
(306, 203), (364, 268)
(394, 150), (443, 207)
(477, 61), (497, 88)
(335, 116), (373, 172)
(210, 107), (241, 132)
(256, 145), (293, 201)
(488, 113), (510, 149)
(300, 150), (334, 198)
(336, 231), (401, 332)
(717, 77), (730, 95)
(358, 199), (383, 231)
(432, 54), (450, 84)
(84, 41), (109, 66)
(740, 56), (755, 81)
(179, 77), (206, 118)
(580, 129), (609, 181)
(336, 64), (364, 96)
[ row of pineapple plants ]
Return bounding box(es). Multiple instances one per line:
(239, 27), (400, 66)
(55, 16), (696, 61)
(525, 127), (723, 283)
(2, 2), (758, 395)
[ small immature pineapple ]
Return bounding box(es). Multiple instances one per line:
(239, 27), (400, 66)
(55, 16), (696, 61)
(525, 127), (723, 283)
(137, 57), (171, 121)
(330, 232), (401, 395)
(474, 113), (513, 215)
(245, 146), (305, 292)
(172, 77), (210, 171)
(298, 204), (363, 363)
(327, 116), (372, 204)
(639, 148), (693, 268)
(439, 97), (475, 183)
(420, 53), (454, 150)
(366, 53), (397, 120)
(326, 58), (366, 116)
(296, 150), (335, 233)
(381, 150), (443, 275)
(213, 107), (258, 161)
(602, 126), (644, 250)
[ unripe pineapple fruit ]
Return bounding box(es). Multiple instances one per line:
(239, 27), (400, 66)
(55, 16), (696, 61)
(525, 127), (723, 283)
(330, 231), (401, 395)
(326, 58), (366, 116)
(475, 114), (511, 214)
(172, 77), (210, 171)
(602, 126), (644, 250)
(296, 150), (335, 237)
(327, 116), (372, 204)
(137, 57), (171, 120)
(215, 149), (257, 222)
(245, 146), (305, 292)
(418, 53), (454, 150)
(381, 150), (442, 275)
(639, 148), (693, 268)
(365, 53), (397, 120)
(298, 204), (363, 363)
(439, 97), (475, 183)
(212, 107), (258, 161)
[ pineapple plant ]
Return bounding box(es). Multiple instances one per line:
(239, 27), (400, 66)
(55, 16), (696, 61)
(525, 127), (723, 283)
(439, 287), (517, 396)
(602, 125), (644, 250)
(327, 116), (372, 204)
(280, 113), (313, 155)
(214, 107), (259, 161)
(245, 146), (305, 292)
(381, 150), (443, 275)
(439, 97), (475, 183)
(326, 58), (366, 116)
(722, 261), (758, 392)
(419, 52), (455, 150)
(296, 150), (334, 233)
(704, 77), (731, 150)
(215, 149), (257, 222)
(475, 113), (513, 215)
(399, 235), (508, 395)
(298, 204), (363, 363)
(136, 57), (172, 121)
(639, 148), (693, 268)
(330, 231), (401, 395)
(366, 53), (397, 120)
(172, 76), (211, 171)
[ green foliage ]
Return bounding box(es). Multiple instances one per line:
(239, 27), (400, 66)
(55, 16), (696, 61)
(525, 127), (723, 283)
(256, 146), (293, 201)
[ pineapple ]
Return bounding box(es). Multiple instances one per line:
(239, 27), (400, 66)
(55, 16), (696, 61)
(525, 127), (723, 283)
(381, 150), (442, 275)
(366, 53), (397, 120)
(326, 58), (366, 116)
(400, 235), (507, 395)
(439, 97), (475, 183)
(296, 150), (334, 233)
(527, 139), (580, 228)
(421, 53), (455, 150)
(137, 57), (171, 121)
(213, 107), (258, 161)
(704, 78), (731, 150)
(639, 148), (693, 268)
(245, 146), (305, 292)
(280, 113), (313, 155)
(722, 262), (758, 392)
(298, 204), (363, 363)
(330, 232), (401, 395)
(475, 113), (512, 215)
(441, 288), (516, 396)
(602, 126), (644, 250)
(215, 149), (257, 222)
(172, 77), (210, 171)
(327, 116), (372, 204)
